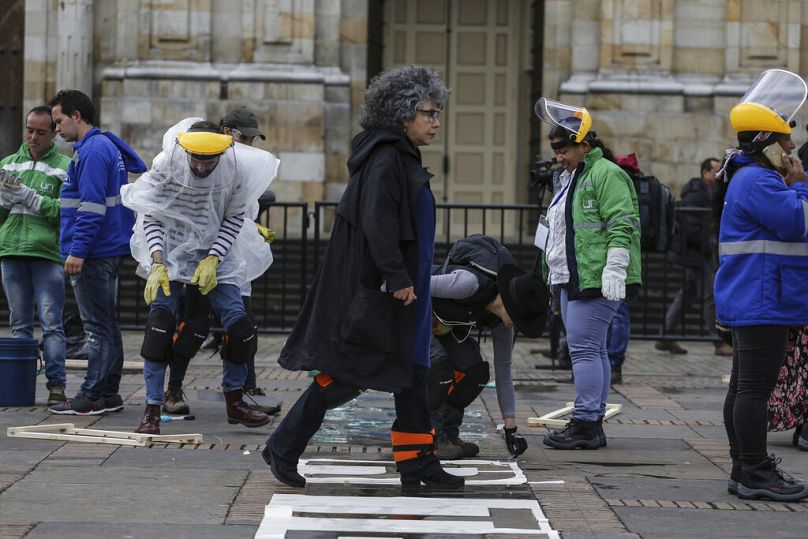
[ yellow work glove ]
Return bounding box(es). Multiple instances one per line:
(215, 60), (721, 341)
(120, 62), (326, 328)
(190, 255), (220, 295)
(144, 263), (170, 305)
(256, 223), (276, 243)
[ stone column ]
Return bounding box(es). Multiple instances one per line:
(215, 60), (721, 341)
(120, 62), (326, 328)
(56, 0), (94, 96)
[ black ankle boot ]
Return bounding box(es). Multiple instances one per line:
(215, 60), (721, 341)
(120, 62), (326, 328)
(737, 456), (808, 502)
(397, 455), (464, 490)
(262, 445), (306, 488)
(543, 417), (600, 450)
(595, 416), (607, 448)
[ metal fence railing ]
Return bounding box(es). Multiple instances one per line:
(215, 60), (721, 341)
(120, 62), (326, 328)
(0, 204), (717, 341)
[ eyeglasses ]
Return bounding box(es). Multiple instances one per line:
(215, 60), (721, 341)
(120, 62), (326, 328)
(231, 128), (259, 144)
(417, 109), (441, 123)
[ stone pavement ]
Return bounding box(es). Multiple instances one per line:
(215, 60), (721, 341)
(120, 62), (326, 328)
(1, 331), (807, 538)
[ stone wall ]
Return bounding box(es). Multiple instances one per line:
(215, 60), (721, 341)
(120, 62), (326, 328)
(543, 0), (808, 195)
(25, 0), (365, 217)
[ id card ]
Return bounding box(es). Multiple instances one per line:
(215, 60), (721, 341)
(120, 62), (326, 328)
(534, 215), (549, 250)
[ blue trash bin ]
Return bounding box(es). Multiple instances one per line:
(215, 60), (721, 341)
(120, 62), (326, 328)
(0, 337), (39, 407)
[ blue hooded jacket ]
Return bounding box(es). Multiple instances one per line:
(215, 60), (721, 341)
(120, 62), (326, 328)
(60, 128), (146, 259)
(715, 154), (808, 326)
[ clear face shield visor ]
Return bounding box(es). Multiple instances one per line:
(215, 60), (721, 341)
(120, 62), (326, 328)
(534, 97), (592, 143)
(731, 69), (808, 134)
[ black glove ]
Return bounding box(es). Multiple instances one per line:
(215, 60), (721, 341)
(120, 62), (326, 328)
(504, 426), (527, 457)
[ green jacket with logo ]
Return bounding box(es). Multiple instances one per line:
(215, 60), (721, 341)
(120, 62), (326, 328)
(548, 147), (642, 299)
(0, 142), (69, 264)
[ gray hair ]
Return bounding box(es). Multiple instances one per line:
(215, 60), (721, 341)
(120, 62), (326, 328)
(360, 65), (449, 131)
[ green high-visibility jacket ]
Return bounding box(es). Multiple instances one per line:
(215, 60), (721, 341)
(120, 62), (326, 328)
(0, 142), (70, 264)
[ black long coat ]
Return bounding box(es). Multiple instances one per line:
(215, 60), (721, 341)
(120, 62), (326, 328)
(278, 129), (432, 392)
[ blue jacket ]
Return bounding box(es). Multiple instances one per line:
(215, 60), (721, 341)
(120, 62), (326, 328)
(60, 128), (146, 259)
(715, 154), (808, 326)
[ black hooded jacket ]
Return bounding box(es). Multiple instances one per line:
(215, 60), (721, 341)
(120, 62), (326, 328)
(278, 129), (432, 392)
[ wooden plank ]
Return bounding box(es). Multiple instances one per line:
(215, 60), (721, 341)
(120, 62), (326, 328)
(527, 403), (622, 428)
(7, 423), (202, 446)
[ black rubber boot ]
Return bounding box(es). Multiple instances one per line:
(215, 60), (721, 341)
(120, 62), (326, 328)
(595, 416), (607, 448)
(397, 454), (465, 490)
(543, 417), (600, 450)
(736, 456), (808, 502)
(262, 445), (306, 488)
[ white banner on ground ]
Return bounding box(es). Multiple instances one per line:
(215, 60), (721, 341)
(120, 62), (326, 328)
(255, 494), (560, 538)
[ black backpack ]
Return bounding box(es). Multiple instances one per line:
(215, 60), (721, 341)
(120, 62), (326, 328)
(633, 174), (675, 252)
(440, 234), (516, 279)
(434, 234), (517, 329)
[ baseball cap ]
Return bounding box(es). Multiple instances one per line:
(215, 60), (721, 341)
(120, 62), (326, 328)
(222, 106), (266, 140)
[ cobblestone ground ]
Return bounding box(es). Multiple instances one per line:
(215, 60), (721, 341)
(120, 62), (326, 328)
(0, 331), (806, 538)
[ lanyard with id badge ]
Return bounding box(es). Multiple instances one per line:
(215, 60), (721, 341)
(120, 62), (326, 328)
(534, 177), (571, 251)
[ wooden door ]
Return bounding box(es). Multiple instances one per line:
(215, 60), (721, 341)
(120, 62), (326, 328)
(383, 0), (526, 227)
(0, 0), (24, 158)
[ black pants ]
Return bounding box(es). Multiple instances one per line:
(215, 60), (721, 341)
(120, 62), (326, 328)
(723, 325), (788, 465)
(430, 334), (483, 438)
(267, 365), (432, 465)
(168, 294), (258, 389)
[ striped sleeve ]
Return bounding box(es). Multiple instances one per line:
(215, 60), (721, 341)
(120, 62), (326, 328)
(209, 212), (245, 260)
(143, 214), (166, 255)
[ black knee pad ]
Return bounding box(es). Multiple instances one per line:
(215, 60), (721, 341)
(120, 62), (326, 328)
(141, 308), (175, 363)
(220, 316), (255, 364)
(447, 361), (490, 409)
(427, 360), (455, 409)
(173, 314), (210, 360)
(314, 373), (363, 410)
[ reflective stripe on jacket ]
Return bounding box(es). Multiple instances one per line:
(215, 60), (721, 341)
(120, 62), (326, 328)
(561, 147), (642, 299)
(715, 155), (808, 326)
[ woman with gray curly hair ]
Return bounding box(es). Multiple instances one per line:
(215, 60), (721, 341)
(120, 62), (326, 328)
(263, 65), (462, 490)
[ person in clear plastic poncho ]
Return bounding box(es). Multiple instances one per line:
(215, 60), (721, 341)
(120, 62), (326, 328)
(715, 69), (808, 502)
(120, 117), (279, 435)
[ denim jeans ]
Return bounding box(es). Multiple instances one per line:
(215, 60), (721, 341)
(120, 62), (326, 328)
(561, 288), (619, 421)
(144, 281), (247, 405)
(607, 300), (631, 368)
(70, 257), (123, 399)
(1, 258), (66, 389)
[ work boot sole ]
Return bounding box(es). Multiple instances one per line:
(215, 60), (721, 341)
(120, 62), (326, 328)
(228, 416), (272, 428)
(542, 436), (600, 450)
(736, 484), (808, 502)
(163, 403), (191, 415)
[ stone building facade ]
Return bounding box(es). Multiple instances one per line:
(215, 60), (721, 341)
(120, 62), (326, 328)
(11, 0), (808, 211)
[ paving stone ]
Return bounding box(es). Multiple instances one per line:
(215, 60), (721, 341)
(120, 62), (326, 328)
(26, 522), (256, 538)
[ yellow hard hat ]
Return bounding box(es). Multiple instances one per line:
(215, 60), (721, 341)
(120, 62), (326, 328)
(177, 131), (233, 156)
(729, 103), (791, 135)
(730, 69), (807, 134)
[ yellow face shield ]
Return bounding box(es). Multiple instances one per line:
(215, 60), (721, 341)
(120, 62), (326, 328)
(730, 69), (807, 134)
(176, 131), (233, 156)
(534, 97), (592, 143)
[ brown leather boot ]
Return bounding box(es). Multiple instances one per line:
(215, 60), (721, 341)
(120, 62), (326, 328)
(135, 404), (161, 434)
(225, 389), (271, 428)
